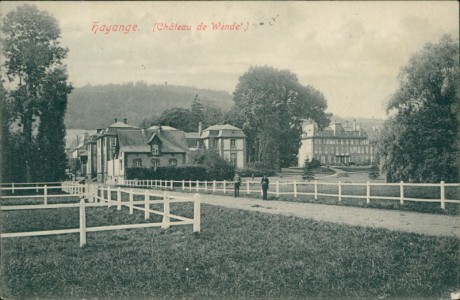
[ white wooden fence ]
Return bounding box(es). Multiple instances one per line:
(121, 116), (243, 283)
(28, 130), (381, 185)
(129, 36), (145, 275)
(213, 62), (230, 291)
(121, 179), (460, 209)
(1, 182), (201, 247)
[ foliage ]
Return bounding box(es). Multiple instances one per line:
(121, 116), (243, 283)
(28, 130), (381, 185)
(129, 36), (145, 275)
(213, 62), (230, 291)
(189, 148), (235, 180)
(302, 158), (315, 181)
(309, 158), (322, 169)
(144, 94), (224, 132)
(232, 66), (331, 171)
(1, 202), (458, 299)
(368, 163), (380, 180)
(65, 82), (231, 129)
(1, 4), (72, 182)
(377, 35), (459, 183)
(126, 165), (209, 181)
(236, 168), (276, 178)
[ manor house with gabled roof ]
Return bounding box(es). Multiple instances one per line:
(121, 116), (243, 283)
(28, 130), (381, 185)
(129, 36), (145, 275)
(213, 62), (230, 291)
(86, 119), (246, 183)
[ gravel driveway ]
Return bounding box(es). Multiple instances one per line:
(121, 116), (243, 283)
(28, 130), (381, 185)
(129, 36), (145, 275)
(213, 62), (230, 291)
(163, 190), (460, 238)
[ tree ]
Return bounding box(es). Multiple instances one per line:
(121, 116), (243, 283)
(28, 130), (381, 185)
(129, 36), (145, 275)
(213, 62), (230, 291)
(189, 148), (235, 180)
(1, 4), (72, 182)
(156, 107), (196, 132)
(377, 35), (458, 183)
(233, 66), (331, 171)
(302, 158), (315, 181)
(368, 162), (380, 180)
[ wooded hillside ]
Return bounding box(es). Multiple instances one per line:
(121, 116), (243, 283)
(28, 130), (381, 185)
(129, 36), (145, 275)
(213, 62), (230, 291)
(64, 82), (233, 129)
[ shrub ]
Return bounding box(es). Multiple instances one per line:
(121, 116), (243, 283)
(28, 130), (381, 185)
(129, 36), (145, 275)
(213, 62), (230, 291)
(237, 168), (276, 178)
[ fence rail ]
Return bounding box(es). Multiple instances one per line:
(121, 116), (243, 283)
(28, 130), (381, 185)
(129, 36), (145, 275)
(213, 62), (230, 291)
(1, 182), (201, 247)
(121, 179), (460, 209)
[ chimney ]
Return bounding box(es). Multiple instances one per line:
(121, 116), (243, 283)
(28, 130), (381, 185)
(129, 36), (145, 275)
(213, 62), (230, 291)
(158, 124), (162, 134)
(124, 118), (127, 124)
(114, 118), (118, 123)
(198, 122), (203, 136)
(353, 119), (357, 130)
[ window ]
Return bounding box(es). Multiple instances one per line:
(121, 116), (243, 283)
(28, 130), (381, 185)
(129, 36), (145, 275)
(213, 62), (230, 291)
(212, 139), (218, 148)
(151, 144), (159, 155)
(169, 159), (177, 166)
(111, 138), (117, 147)
(151, 159), (160, 167)
(230, 153), (237, 166)
(133, 159), (142, 167)
(230, 139), (236, 148)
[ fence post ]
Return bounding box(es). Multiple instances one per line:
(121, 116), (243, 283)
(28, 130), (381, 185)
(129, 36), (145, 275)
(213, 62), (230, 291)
(293, 181), (297, 198)
(247, 181), (250, 195)
(182, 180), (185, 191)
(117, 187), (122, 210)
(170, 180), (173, 190)
(159, 180), (162, 189)
(338, 181), (342, 202)
(129, 189), (134, 215)
(276, 181), (280, 197)
(36, 184), (39, 193)
(79, 198), (87, 247)
(213, 180), (216, 193)
(440, 181), (445, 209)
(12, 182), (14, 194)
(107, 186), (111, 207)
(223, 180), (226, 194)
(144, 190), (150, 220)
(196, 180), (199, 192)
(400, 181), (404, 205)
(314, 181), (318, 200)
(189, 180), (192, 191)
(44, 185), (48, 205)
(155, 179), (158, 188)
(162, 192), (170, 229)
(193, 193), (201, 233)
(366, 181), (370, 204)
(205, 180), (208, 192)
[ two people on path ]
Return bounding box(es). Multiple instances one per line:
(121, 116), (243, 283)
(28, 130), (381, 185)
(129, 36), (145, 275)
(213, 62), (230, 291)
(234, 173), (270, 200)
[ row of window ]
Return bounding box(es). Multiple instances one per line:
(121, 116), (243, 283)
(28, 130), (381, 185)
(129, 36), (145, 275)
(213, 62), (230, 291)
(313, 139), (369, 145)
(314, 146), (370, 154)
(132, 158), (177, 168)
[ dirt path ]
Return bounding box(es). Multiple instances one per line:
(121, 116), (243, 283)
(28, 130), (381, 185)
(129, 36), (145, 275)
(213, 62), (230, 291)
(162, 190), (460, 238)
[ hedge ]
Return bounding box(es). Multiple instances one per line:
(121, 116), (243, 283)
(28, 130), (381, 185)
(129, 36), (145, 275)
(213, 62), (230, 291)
(126, 164), (234, 181)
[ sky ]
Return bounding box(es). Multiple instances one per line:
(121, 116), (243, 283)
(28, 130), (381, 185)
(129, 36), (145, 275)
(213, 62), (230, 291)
(1, 1), (458, 119)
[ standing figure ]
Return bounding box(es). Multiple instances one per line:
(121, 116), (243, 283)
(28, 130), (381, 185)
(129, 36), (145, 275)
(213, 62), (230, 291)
(261, 175), (269, 200)
(233, 172), (242, 197)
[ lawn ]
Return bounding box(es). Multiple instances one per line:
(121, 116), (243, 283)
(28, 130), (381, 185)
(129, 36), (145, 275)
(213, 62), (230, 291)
(1, 197), (458, 299)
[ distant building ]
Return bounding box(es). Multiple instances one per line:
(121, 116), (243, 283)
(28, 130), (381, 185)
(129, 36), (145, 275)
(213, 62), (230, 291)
(298, 119), (372, 166)
(199, 124), (246, 169)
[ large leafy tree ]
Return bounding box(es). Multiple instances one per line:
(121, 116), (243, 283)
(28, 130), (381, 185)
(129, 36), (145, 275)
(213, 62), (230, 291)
(378, 35), (458, 183)
(233, 66), (330, 171)
(1, 4), (72, 182)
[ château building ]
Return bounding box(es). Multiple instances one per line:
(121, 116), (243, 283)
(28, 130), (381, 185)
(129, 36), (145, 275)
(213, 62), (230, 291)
(298, 119), (372, 166)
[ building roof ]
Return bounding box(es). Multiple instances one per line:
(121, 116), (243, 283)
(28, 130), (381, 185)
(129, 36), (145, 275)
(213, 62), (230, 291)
(148, 125), (178, 131)
(201, 124), (246, 138)
(117, 128), (189, 154)
(117, 130), (150, 153)
(148, 129), (188, 153)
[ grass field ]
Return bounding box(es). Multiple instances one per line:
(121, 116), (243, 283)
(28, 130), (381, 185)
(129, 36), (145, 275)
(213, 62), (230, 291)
(1, 197), (459, 299)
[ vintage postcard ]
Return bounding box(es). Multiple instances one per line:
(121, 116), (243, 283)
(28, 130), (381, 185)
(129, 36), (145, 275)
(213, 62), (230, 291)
(1, 1), (459, 299)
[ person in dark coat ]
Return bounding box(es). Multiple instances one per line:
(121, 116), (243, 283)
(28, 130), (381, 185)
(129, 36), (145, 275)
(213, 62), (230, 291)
(261, 175), (269, 200)
(233, 172), (242, 197)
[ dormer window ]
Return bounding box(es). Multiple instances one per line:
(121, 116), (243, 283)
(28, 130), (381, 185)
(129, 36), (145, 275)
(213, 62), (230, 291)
(151, 144), (159, 155)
